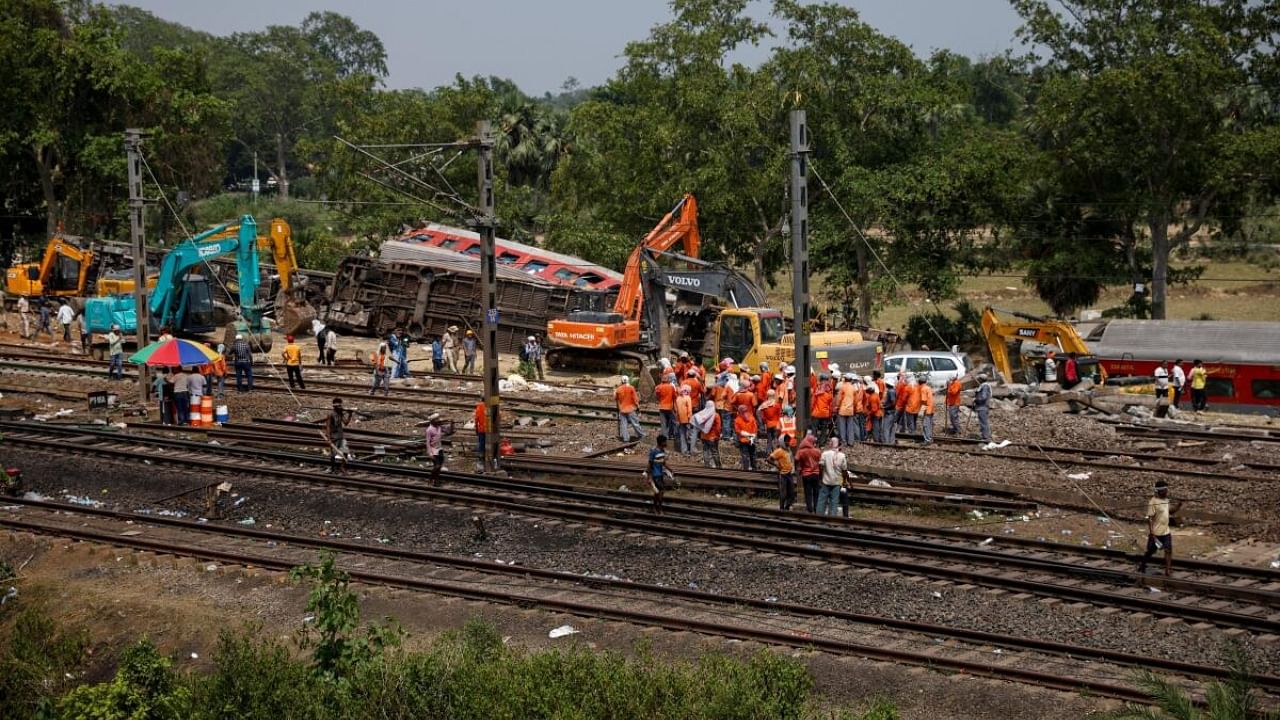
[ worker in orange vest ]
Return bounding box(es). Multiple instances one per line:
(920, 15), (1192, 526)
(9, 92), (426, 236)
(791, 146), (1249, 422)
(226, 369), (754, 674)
(655, 372), (678, 441)
(675, 385), (695, 453)
(945, 376), (964, 435)
(810, 375), (835, 446)
(681, 368), (703, 408)
(759, 389), (782, 452)
(866, 383), (884, 443)
(733, 404), (759, 470)
(473, 400), (491, 458)
(210, 343), (228, 398)
(369, 342), (390, 396)
(918, 375), (936, 444)
(836, 373), (860, 444)
(903, 376), (922, 434)
(615, 375), (643, 442)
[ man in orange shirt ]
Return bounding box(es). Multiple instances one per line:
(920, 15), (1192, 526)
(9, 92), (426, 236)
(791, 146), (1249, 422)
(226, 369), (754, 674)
(865, 383), (884, 444)
(675, 385), (695, 453)
(903, 377), (922, 434)
(918, 375), (936, 444)
(945, 376), (963, 436)
(810, 374), (835, 446)
(474, 400), (489, 458)
(733, 404), (759, 470)
(655, 373), (678, 441)
(836, 373), (860, 445)
(759, 389), (782, 452)
(682, 368), (703, 409)
(694, 399), (721, 468)
(615, 375), (644, 442)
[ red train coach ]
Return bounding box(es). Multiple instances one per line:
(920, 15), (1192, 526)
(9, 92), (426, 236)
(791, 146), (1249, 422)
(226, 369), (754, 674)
(398, 223), (623, 291)
(1085, 320), (1280, 412)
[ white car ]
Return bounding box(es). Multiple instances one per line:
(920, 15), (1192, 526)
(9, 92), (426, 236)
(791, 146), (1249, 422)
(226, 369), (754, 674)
(882, 351), (971, 390)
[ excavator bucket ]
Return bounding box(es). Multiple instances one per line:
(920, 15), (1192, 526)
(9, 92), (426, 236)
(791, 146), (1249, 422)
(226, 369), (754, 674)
(222, 321), (273, 354)
(274, 284), (318, 337)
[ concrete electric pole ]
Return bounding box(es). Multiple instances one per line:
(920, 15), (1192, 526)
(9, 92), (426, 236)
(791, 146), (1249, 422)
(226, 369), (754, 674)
(789, 110), (812, 439)
(125, 129), (151, 403)
(475, 121), (500, 472)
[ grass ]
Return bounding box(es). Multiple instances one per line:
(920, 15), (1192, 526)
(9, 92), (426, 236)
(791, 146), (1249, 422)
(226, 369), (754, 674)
(760, 260), (1280, 332)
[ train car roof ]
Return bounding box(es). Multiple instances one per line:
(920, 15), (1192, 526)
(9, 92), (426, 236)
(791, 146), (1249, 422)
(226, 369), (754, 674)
(378, 240), (557, 285)
(1087, 319), (1280, 365)
(405, 223), (624, 283)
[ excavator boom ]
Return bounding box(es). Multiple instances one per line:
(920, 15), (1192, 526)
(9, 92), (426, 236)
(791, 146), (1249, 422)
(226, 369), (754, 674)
(982, 306), (1104, 384)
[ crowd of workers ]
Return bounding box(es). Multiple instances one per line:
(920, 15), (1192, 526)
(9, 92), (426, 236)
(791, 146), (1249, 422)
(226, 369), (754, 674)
(618, 352), (995, 472)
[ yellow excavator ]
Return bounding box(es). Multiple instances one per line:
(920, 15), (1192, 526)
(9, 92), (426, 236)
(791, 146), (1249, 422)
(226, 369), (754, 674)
(5, 234), (96, 299)
(981, 306), (1105, 385)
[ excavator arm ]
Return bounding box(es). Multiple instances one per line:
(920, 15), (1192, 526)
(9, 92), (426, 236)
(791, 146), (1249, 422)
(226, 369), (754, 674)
(612, 194), (701, 322)
(982, 306), (1104, 383)
(150, 216), (261, 329)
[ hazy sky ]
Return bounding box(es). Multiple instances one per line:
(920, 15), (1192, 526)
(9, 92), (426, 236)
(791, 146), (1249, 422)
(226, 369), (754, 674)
(110, 0), (1024, 95)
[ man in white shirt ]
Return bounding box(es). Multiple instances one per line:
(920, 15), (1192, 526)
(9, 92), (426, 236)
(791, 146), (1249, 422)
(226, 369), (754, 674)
(425, 413), (446, 487)
(1153, 363), (1169, 398)
(56, 301), (74, 342)
(817, 438), (848, 517)
(1043, 350), (1058, 383)
(16, 295), (30, 338)
(1170, 359), (1187, 409)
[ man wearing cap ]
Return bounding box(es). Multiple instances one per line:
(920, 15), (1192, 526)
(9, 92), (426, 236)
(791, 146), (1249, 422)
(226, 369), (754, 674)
(973, 373), (992, 442)
(282, 334), (305, 389)
(1138, 480), (1181, 577)
(656, 372), (679, 441)
(523, 335), (544, 380)
(431, 334), (445, 372)
(615, 375), (643, 442)
(836, 373), (859, 445)
(1043, 350), (1058, 384)
(425, 413), (446, 486)
(443, 326), (460, 372)
(462, 329), (479, 374)
(945, 375), (963, 435)
(323, 398), (354, 474)
(231, 333), (254, 392)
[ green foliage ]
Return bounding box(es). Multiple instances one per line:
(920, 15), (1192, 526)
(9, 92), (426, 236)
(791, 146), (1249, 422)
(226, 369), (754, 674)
(289, 553), (403, 684)
(1104, 649), (1278, 720)
(57, 639), (192, 720)
(0, 603), (89, 720)
(904, 300), (983, 352)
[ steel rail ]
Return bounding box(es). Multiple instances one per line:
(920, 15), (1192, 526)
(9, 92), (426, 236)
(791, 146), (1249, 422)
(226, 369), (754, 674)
(4, 425), (1279, 632)
(7, 495), (1278, 695)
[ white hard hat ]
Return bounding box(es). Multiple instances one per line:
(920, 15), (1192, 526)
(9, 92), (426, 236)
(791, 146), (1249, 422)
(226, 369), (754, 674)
(527, 335), (535, 341)
(235, 333), (244, 340)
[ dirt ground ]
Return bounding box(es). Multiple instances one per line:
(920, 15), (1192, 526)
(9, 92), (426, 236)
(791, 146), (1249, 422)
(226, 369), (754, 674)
(1, 532), (1118, 720)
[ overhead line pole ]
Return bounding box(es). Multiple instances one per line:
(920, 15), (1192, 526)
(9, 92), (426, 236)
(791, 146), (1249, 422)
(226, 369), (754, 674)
(789, 110), (812, 439)
(475, 121), (500, 473)
(125, 129), (151, 404)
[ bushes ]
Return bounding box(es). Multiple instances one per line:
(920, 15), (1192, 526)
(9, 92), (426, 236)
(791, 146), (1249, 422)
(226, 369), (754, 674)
(0, 604), (88, 720)
(904, 300), (983, 352)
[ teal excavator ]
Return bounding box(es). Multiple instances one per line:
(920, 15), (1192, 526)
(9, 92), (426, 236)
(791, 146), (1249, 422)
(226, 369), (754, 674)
(84, 215), (301, 353)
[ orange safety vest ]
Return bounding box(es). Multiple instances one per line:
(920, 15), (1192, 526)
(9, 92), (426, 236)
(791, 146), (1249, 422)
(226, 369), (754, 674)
(778, 415), (797, 444)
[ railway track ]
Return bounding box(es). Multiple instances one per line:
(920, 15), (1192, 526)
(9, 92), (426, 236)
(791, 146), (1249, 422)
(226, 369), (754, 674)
(5, 420), (1280, 635)
(5, 495), (1278, 707)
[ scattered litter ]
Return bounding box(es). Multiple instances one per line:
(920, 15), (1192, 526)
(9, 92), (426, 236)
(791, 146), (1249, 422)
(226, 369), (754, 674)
(1066, 472), (1092, 481)
(64, 495), (103, 508)
(233, 497), (248, 507)
(0, 505), (19, 512)
(1147, 587), (1161, 594)
(1061, 529), (1072, 536)
(205, 564), (218, 572)
(969, 510), (985, 519)
(1080, 541), (1091, 546)
(993, 648), (1003, 655)
(22, 491), (49, 502)
(237, 517), (256, 526)
(979, 538), (993, 546)
(548, 625), (579, 639)
(764, 596), (778, 603)
(190, 653), (199, 660)
(302, 614), (315, 623)
(1, 587), (17, 605)
(1096, 516), (1110, 524)
(980, 440), (1012, 450)
(120, 530), (143, 537)
(1270, 560), (1279, 569)
(867, 479), (892, 488)
(931, 591), (943, 599)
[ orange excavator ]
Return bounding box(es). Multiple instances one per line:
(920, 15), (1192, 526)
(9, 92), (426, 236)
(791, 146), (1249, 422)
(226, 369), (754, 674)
(546, 194), (701, 351)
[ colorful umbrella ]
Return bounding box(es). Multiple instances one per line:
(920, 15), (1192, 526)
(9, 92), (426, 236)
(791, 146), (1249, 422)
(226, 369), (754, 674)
(128, 338), (220, 367)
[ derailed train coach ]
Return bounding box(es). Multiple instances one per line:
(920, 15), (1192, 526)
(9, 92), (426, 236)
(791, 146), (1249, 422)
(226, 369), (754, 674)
(322, 241), (615, 355)
(1085, 319), (1280, 412)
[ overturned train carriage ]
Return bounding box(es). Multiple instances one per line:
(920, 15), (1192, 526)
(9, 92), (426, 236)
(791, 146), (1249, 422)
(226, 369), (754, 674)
(323, 241), (614, 354)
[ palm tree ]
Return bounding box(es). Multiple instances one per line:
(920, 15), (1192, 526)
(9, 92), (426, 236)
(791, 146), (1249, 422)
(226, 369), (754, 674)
(1106, 652), (1277, 720)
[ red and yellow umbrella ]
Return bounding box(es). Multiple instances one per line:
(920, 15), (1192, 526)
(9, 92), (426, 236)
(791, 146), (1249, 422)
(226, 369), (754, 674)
(128, 338), (220, 367)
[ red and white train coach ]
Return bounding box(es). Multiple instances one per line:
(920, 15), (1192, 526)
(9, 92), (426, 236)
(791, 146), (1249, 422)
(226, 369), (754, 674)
(1084, 320), (1280, 412)
(398, 223), (622, 292)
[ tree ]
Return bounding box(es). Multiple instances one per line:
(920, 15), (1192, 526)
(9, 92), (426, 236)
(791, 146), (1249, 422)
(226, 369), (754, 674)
(555, 0), (789, 285)
(1015, 0), (1280, 318)
(210, 12), (386, 200)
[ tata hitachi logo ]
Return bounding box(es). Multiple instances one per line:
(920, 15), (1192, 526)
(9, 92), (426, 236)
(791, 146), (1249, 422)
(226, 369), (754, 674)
(666, 275), (701, 288)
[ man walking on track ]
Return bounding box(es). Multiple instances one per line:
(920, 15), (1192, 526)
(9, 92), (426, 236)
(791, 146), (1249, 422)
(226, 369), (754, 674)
(973, 373), (992, 442)
(370, 342), (390, 396)
(1138, 480), (1181, 577)
(425, 413), (446, 487)
(282, 335), (305, 389)
(647, 434), (671, 515)
(323, 398), (354, 474)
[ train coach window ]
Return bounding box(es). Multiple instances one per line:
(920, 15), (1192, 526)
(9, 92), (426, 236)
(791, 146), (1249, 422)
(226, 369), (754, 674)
(462, 245), (481, 256)
(440, 239), (459, 250)
(1205, 378), (1235, 398)
(554, 269), (578, 283)
(1252, 380), (1280, 400)
(521, 260), (548, 275)
(497, 252), (521, 265)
